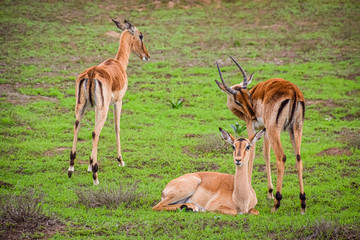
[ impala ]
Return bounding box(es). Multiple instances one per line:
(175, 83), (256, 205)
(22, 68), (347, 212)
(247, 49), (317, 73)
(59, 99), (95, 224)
(67, 19), (150, 185)
(153, 128), (265, 215)
(215, 57), (306, 214)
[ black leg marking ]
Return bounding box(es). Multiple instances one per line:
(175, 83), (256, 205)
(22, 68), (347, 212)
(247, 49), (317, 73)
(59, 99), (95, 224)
(300, 192), (306, 209)
(89, 157), (93, 165)
(282, 155), (287, 163)
(180, 204), (193, 212)
(70, 151), (76, 166)
(92, 131), (96, 140)
(275, 191), (282, 209)
(117, 156), (122, 163)
(92, 163), (98, 180)
(297, 154), (301, 162)
(75, 120), (79, 129)
(269, 188), (273, 194)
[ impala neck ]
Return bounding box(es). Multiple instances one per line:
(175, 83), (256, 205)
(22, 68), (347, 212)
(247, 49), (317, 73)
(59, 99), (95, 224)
(233, 162), (251, 206)
(115, 31), (132, 71)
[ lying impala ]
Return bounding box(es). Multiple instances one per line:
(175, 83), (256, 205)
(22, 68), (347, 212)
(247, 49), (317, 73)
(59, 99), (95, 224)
(153, 128), (265, 215)
(215, 57), (306, 214)
(67, 19), (150, 185)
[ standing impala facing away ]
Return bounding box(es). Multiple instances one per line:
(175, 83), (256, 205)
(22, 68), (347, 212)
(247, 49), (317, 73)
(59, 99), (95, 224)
(67, 19), (150, 185)
(153, 128), (265, 215)
(215, 57), (306, 214)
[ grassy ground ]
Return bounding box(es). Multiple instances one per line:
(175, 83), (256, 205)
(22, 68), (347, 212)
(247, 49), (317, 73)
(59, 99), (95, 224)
(1, 0), (360, 239)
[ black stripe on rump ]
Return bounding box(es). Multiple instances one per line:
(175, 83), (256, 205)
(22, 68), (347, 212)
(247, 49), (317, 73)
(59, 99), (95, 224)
(299, 101), (305, 120)
(77, 78), (86, 104)
(276, 99), (290, 124)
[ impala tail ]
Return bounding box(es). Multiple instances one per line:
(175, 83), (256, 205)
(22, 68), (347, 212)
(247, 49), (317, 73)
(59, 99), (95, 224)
(77, 67), (106, 110)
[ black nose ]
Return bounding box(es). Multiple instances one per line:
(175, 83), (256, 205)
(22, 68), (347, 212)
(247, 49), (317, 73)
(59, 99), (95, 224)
(236, 159), (241, 164)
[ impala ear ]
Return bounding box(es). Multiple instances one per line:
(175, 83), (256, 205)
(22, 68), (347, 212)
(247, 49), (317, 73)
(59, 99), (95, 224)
(249, 128), (266, 146)
(219, 127), (235, 145)
(124, 19), (135, 33)
(112, 18), (126, 31)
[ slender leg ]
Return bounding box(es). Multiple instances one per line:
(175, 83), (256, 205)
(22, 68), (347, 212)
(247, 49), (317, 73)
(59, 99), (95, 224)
(68, 102), (86, 178)
(263, 134), (274, 199)
(268, 129), (286, 213)
(246, 124), (256, 185)
(290, 124), (306, 214)
(114, 101), (125, 167)
(90, 106), (109, 185)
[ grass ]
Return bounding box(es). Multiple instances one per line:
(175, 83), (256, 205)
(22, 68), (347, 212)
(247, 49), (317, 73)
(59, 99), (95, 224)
(0, 0), (360, 239)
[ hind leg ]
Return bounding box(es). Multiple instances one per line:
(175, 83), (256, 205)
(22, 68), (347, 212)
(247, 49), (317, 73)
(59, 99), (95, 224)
(153, 174), (201, 212)
(289, 124), (306, 214)
(89, 105), (109, 185)
(68, 98), (86, 178)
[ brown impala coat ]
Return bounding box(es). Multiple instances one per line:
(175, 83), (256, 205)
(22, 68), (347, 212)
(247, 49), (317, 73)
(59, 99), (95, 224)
(215, 57), (306, 214)
(68, 19), (150, 185)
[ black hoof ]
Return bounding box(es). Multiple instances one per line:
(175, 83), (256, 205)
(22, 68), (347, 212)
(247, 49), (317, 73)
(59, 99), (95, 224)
(68, 171), (73, 178)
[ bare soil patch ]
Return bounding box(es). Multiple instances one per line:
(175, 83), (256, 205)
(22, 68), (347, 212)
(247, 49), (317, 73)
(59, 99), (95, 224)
(317, 147), (352, 157)
(0, 83), (58, 105)
(44, 147), (69, 157)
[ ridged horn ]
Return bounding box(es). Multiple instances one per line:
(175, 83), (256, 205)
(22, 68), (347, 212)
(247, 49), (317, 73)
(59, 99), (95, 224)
(216, 62), (237, 96)
(229, 56), (248, 89)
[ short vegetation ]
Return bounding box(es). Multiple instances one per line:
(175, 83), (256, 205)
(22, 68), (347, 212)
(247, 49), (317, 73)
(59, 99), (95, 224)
(0, 0), (359, 239)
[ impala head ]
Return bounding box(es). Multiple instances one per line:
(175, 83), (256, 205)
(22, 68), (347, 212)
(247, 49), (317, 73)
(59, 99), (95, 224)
(219, 128), (265, 167)
(215, 57), (256, 120)
(112, 19), (150, 61)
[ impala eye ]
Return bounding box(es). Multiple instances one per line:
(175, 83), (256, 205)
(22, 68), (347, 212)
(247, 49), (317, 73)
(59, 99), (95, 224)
(245, 145), (250, 151)
(139, 34), (143, 40)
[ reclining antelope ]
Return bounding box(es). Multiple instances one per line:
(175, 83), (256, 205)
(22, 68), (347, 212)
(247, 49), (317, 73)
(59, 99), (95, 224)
(67, 19), (150, 185)
(153, 128), (265, 215)
(215, 57), (306, 214)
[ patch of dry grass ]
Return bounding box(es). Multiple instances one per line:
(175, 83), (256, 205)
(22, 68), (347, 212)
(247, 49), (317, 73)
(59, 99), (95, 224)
(75, 181), (147, 209)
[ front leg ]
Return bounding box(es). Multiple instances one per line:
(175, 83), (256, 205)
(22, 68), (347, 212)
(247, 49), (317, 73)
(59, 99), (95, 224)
(246, 123), (256, 185)
(114, 101), (125, 167)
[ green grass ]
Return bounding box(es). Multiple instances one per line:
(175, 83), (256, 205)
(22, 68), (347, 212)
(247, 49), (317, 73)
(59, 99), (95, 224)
(1, 0), (360, 239)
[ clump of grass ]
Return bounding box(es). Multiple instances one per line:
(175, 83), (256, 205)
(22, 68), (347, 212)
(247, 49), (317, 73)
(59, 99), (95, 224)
(0, 189), (55, 225)
(169, 98), (184, 109)
(0, 189), (61, 239)
(194, 134), (229, 155)
(76, 181), (147, 209)
(230, 122), (247, 137)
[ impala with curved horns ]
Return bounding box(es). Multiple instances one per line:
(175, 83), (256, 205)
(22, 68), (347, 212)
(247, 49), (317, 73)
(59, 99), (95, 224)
(153, 128), (265, 215)
(215, 57), (306, 214)
(67, 19), (150, 185)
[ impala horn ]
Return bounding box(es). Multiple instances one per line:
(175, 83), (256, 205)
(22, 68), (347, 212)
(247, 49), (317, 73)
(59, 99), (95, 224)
(229, 56), (254, 89)
(216, 62), (237, 96)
